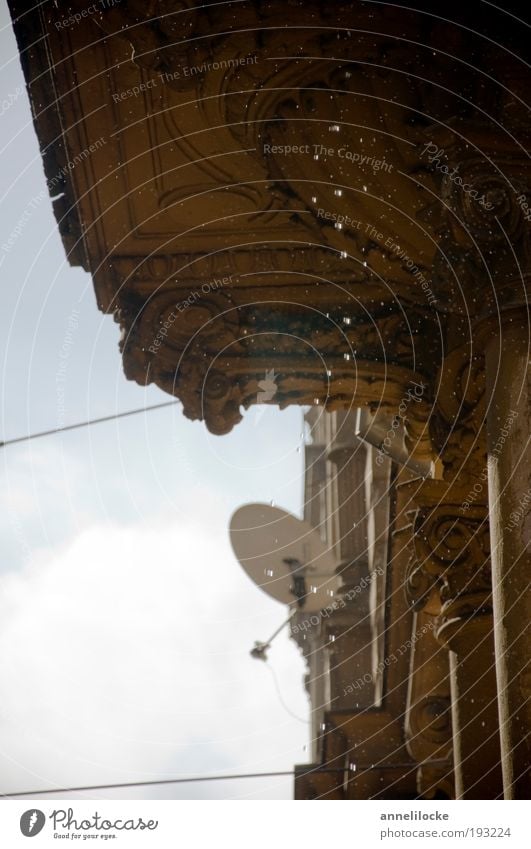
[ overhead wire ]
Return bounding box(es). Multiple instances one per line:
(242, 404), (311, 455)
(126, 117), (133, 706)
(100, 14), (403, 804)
(0, 400), (180, 447)
(263, 662), (309, 724)
(1, 759), (450, 798)
(0, 770), (322, 798)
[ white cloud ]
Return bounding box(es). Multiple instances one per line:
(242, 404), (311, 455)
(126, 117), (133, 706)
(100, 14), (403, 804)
(0, 503), (309, 799)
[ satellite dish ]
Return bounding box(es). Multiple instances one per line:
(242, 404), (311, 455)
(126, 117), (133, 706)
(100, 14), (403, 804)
(229, 503), (339, 612)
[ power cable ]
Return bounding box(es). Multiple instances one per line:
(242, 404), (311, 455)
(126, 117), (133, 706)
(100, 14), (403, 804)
(0, 400), (180, 447)
(264, 663), (309, 724)
(0, 770), (332, 798)
(1, 759), (449, 797)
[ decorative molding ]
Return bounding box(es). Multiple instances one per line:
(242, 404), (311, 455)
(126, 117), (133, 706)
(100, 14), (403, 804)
(430, 344), (487, 482)
(409, 502), (491, 623)
(398, 480), (492, 642)
(405, 611), (453, 795)
(117, 284), (438, 433)
(408, 696), (452, 747)
(424, 126), (531, 315)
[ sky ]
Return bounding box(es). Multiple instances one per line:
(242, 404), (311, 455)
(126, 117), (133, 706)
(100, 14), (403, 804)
(0, 0), (309, 800)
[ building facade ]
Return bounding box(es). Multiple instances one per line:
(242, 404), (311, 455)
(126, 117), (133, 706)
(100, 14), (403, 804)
(292, 408), (453, 799)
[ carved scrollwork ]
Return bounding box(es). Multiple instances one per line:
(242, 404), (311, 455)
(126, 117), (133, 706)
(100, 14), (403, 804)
(424, 129), (531, 314)
(405, 552), (437, 613)
(237, 305), (435, 371)
(408, 696), (452, 746)
(405, 495), (492, 628)
(111, 248), (368, 288)
(430, 344), (487, 482)
(94, 0), (202, 91)
(250, 75), (437, 282)
(115, 276), (437, 433)
(442, 163), (525, 245)
(121, 289), (240, 358)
